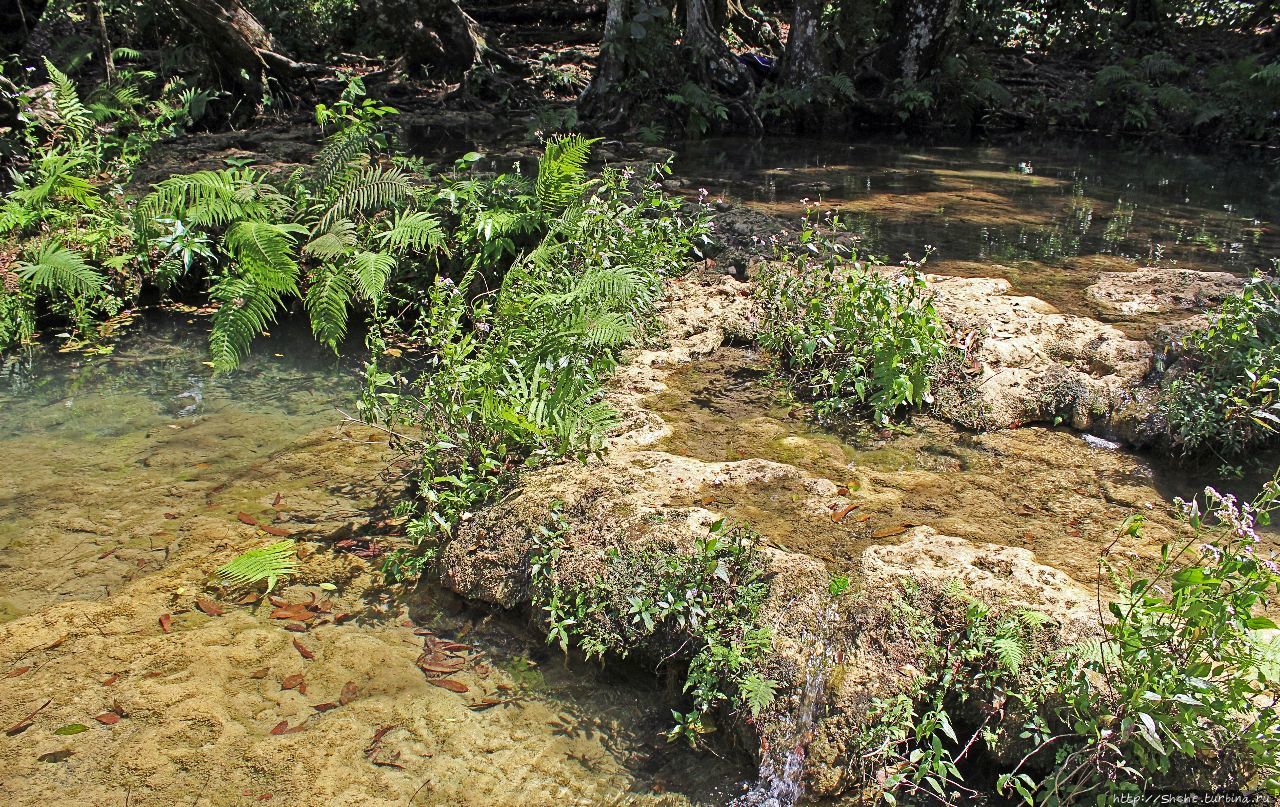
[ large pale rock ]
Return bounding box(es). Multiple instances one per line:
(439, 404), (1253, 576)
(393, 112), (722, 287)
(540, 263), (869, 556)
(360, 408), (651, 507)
(1085, 268), (1244, 317)
(929, 275), (1153, 431)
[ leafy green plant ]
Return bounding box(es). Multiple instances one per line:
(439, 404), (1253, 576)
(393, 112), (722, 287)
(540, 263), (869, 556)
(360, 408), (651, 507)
(529, 511), (777, 744)
(360, 142), (709, 579)
(1161, 271), (1280, 463)
(213, 539), (298, 592)
(757, 213), (948, 424)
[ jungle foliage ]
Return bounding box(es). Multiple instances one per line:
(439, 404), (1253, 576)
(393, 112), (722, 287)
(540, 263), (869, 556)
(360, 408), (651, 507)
(1161, 271), (1280, 465)
(357, 139), (709, 580)
(756, 215), (949, 424)
(531, 509), (777, 743)
(857, 477), (1280, 802)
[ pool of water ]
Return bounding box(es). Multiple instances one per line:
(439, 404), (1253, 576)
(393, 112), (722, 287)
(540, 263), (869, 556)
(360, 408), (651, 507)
(0, 312), (748, 805)
(676, 137), (1279, 333)
(649, 346), (1278, 585)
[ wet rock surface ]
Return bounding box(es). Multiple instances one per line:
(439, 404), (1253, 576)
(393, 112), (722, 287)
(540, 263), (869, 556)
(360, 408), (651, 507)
(437, 268), (1184, 799)
(928, 274), (1153, 432)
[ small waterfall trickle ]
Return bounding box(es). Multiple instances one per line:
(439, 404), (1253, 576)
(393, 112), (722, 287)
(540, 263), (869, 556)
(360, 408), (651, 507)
(735, 604), (841, 807)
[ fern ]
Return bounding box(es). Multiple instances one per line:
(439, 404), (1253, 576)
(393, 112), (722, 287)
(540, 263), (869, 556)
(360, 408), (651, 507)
(348, 250), (396, 303)
(739, 672), (778, 717)
(144, 168), (290, 228)
(18, 242), (103, 301)
(42, 58), (93, 142)
(992, 635), (1027, 674)
(310, 121), (378, 190)
(208, 274), (288, 372)
(305, 263), (353, 350)
(213, 540), (297, 592)
(376, 210), (447, 253)
(535, 134), (598, 215)
(320, 165), (413, 229)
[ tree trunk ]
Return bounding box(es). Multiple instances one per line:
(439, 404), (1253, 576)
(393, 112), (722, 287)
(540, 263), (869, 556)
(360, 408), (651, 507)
(580, 0), (631, 120)
(366, 0), (507, 78)
(1124, 0), (1164, 29)
(682, 0), (760, 131)
(780, 0), (824, 90)
(88, 0), (115, 83)
(873, 0), (965, 86)
(1, 0), (50, 56)
(168, 0), (282, 98)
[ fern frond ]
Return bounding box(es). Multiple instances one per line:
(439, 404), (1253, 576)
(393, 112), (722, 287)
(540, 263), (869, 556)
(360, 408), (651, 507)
(992, 636), (1027, 673)
(535, 134), (598, 215)
(18, 242), (103, 300)
(376, 210), (447, 254)
(348, 250), (396, 303)
(320, 165), (413, 229)
(208, 275), (287, 371)
(310, 121), (378, 190)
(144, 168), (290, 228)
(223, 219), (301, 290)
(42, 57), (93, 141)
(305, 263), (353, 350)
(213, 540), (297, 592)
(304, 217), (359, 260)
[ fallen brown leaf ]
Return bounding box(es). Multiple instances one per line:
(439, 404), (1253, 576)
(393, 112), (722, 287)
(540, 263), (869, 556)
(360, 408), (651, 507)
(195, 598), (224, 617)
(94, 712), (120, 725)
(311, 702), (339, 712)
(44, 635), (67, 650)
(830, 503), (859, 524)
(249, 668), (270, 680)
(269, 720), (305, 735)
(339, 681), (358, 706)
(272, 493), (284, 508)
(292, 639), (315, 660)
(5, 666), (31, 679)
(261, 525), (291, 537)
(281, 673), (305, 691)
(237, 512), (258, 526)
(427, 678), (468, 693)
(5, 698), (51, 736)
(237, 592), (261, 605)
(283, 622), (308, 633)
(158, 614), (172, 633)
(101, 674), (119, 687)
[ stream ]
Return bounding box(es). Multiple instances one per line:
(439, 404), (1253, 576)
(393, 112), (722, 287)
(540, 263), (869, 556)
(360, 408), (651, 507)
(1, 136), (1278, 805)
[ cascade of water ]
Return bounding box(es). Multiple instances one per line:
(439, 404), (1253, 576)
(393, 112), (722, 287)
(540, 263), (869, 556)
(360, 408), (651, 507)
(734, 603), (840, 807)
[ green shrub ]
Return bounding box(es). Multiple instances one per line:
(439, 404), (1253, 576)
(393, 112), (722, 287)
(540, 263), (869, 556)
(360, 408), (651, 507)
(1161, 272), (1280, 462)
(359, 147), (709, 580)
(756, 216), (948, 425)
(530, 510), (776, 745)
(856, 476), (1280, 803)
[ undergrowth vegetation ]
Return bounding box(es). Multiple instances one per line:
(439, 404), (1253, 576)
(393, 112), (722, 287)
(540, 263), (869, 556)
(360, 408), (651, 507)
(1161, 271), (1280, 468)
(756, 214), (949, 425)
(531, 509), (777, 745)
(857, 476), (1280, 803)
(357, 141), (709, 580)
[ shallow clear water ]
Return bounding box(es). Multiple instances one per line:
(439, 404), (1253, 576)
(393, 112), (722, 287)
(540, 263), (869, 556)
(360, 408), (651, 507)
(676, 137), (1280, 334)
(0, 312), (747, 804)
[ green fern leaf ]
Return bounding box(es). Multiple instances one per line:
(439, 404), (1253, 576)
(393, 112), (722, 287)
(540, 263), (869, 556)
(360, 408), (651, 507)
(18, 242), (103, 301)
(305, 263), (353, 350)
(992, 636), (1027, 673)
(42, 57), (93, 141)
(348, 250), (396, 303)
(535, 134), (598, 215)
(208, 274), (287, 371)
(214, 540), (297, 592)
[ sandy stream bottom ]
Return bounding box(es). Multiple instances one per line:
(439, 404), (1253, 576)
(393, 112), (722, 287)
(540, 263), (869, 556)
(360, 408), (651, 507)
(0, 392), (742, 806)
